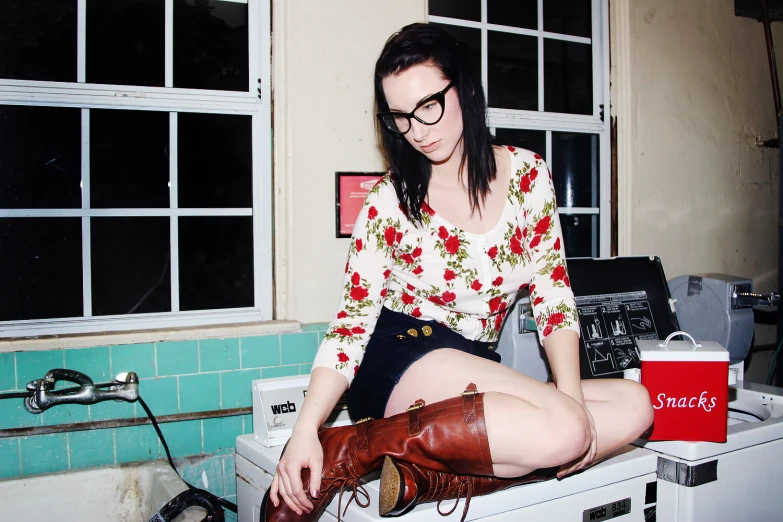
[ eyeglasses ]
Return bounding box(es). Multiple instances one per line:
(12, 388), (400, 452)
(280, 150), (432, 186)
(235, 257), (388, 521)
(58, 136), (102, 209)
(376, 82), (454, 135)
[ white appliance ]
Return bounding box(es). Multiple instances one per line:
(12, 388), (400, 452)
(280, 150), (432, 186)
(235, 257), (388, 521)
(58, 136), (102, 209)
(633, 380), (783, 522)
(236, 436), (659, 521)
(236, 304), (660, 521)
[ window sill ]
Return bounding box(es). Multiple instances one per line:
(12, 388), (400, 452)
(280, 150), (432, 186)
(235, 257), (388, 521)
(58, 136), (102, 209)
(0, 320), (302, 354)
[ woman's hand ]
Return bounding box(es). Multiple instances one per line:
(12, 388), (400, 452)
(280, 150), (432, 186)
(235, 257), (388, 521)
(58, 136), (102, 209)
(269, 428), (324, 516)
(557, 404), (597, 479)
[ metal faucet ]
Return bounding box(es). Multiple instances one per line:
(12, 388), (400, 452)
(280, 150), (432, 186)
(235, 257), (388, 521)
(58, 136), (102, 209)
(24, 369), (139, 414)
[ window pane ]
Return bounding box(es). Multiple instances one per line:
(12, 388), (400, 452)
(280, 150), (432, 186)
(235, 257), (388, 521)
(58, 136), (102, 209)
(544, 0), (592, 38)
(178, 113), (252, 208)
(179, 217), (253, 311)
(429, 0), (480, 22)
(174, 0), (249, 91)
(0, 105), (81, 209)
(488, 31), (537, 111)
(91, 109), (169, 208)
(544, 40), (592, 115)
(86, 0), (164, 87)
(91, 217), (171, 316)
(0, 218), (82, 321)
(0, 0), (77, 82)
(432, 24), (481, 81)
(551, 132), (599, 208)
(494, 129), (545, 159)
(561, 214), (598, 258)
(487, 0), (537, 30)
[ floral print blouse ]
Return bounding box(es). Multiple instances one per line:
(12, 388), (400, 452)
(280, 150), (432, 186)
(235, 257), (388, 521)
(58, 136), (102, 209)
(312, 146), (580, 385)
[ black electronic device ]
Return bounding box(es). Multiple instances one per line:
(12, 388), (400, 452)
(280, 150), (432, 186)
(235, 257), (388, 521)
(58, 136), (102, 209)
(566, 256), (680, 379)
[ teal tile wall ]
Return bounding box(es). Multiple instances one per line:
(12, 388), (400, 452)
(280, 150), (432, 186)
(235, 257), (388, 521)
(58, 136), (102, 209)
(0, 322), (329, 480)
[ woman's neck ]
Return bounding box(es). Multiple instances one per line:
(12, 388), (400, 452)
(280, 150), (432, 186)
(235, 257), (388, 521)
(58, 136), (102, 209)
(429, 140), (466, 188)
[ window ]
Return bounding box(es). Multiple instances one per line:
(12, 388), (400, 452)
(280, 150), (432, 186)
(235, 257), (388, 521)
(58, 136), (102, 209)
(429, 0), (609, 258)
(0, 0), (272, 337)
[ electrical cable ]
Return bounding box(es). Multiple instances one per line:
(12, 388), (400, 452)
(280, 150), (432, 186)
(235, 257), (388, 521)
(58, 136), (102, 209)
(766, 336), (783, 385)
(137, 396), (238, 514)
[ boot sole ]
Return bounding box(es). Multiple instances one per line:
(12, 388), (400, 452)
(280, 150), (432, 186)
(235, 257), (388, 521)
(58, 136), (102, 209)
(379, 455), (405, 516)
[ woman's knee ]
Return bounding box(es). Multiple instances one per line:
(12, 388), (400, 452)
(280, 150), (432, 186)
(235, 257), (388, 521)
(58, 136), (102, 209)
(522, 400), (590, 468)
(625, 380), (654, 432)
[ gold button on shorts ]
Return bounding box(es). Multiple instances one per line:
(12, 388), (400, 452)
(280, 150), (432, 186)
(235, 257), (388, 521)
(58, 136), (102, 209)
(421, 325), (433, 337)
(407, 328), (419, 337)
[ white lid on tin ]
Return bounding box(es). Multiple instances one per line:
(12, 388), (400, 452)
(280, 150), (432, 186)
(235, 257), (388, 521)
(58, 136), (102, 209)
(637, 331), (729, 362)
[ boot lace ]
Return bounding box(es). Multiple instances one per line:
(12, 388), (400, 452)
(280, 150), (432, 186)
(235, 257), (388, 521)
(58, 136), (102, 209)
(423, 470), (475, 522)
(322, 464), (371, 522)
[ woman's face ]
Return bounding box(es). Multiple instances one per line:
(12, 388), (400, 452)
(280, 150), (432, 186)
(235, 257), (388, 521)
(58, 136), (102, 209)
(381, 63), (463, 164)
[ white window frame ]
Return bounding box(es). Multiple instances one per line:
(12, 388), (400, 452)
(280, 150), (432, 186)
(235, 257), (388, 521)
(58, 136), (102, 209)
(0, 0), (273, 338)
(429, 0), (611, 257)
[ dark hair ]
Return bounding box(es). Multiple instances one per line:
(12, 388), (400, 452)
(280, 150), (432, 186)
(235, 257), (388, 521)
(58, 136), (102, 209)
(374, 23), (497, 225)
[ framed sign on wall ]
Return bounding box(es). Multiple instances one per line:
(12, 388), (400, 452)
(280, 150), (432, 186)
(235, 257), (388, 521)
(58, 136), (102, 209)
(335, 172), (384, 238)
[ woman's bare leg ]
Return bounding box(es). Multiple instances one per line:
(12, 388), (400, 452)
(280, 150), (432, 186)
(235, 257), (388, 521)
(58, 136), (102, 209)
(385, 349), (653, 478)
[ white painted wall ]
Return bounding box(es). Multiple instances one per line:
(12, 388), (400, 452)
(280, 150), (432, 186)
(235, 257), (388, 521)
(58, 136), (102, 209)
(272, 0), (426, 322)
(613, 0), (781, 293)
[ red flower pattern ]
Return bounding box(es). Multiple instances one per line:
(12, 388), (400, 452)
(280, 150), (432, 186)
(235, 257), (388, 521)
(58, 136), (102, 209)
(510, 236), (523, 255)
(529, 235), (541, 249)
(350, 286), (369, 301)
(321, 150), (577, 381)
(534, 216), (551, 236)
(444, 235), (461, 255)
(384, 226), (396, 246)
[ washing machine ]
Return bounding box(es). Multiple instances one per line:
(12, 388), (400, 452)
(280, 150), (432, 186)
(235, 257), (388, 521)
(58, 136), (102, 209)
(236, 435), (659, 521)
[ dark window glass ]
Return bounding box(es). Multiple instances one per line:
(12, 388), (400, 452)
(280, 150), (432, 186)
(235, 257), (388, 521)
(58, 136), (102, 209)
(494, 128), (546, 159)
(178, 113), (252, 208)
(487, 0), (537, 30)
(0, 105), (81, 209)
(550, 132), (599, 208)
(560, 214), (598, 257)
(488, 31), (537, 111)
(179, 217), (253, 311)
(544, 0), (592, 38)
(429, 0), (480, 22)
(91, 109), (169, 208)
(174, 0), (249, 91)
(91, 217), (171, 316)
(0, 218), (82, 321)
(544, 40), (592, 115)
(0, 0), (77, 82)
(86, 0), (164, 87)
(432, 24), (481, 81)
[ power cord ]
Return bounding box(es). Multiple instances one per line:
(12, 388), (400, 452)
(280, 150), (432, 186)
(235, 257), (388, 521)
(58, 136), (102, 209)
(137, 396), (238, 514)
(766, 336), (783, 385)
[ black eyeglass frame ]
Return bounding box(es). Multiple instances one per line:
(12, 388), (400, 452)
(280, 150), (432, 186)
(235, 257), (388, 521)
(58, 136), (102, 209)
(376, 82), (455, 135)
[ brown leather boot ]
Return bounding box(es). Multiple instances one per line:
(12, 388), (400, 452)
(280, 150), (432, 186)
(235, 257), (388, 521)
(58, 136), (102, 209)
(379, 457), (557, 520)
(377, 385), (557, 520)
(260, 383), (495, 521)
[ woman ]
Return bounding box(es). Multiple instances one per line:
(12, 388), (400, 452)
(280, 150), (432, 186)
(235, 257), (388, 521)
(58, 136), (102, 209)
(262, 23), (653, 522)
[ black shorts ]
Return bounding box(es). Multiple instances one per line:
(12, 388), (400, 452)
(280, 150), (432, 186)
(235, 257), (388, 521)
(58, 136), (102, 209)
(347, 306), (502, 421)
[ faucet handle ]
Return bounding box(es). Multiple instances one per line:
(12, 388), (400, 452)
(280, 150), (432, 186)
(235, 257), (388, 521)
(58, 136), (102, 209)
(115, 372), (139, 384)
(42, 368), (95, 388)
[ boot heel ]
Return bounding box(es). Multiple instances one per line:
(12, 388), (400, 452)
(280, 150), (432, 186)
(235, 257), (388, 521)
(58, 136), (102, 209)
(379, 456), (406, 516)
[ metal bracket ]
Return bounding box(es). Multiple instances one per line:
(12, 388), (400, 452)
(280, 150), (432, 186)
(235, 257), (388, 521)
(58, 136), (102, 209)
(656, 457), (718, 487)
(518, 302), (537, 334)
